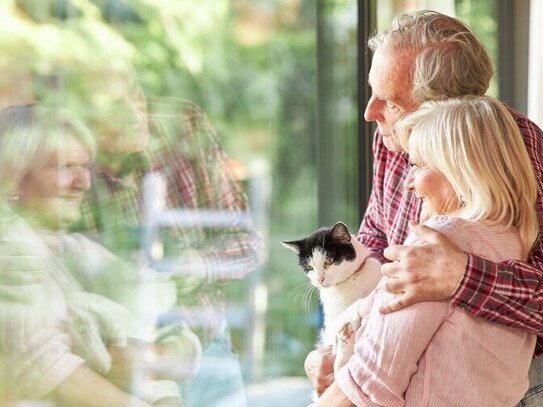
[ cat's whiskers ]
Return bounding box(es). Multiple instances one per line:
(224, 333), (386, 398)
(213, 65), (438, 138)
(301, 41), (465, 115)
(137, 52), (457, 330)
(286, 281), (306, 300)
(287, 280), (317, 312)
(302, 282), (318, 312)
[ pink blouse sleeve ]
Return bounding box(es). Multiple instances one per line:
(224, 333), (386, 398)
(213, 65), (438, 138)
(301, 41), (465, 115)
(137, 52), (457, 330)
(336, 292), (450, 406)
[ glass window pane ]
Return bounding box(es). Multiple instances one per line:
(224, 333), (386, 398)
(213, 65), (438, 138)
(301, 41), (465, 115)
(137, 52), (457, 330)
(0, 1), (355, 405)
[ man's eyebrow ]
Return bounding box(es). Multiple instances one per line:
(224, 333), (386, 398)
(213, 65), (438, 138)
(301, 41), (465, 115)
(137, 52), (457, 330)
(367, 81), (382, 99)
(367, 80), (395, 103)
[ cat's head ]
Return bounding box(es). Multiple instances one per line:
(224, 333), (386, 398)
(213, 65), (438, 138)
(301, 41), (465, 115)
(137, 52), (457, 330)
(282, 222), (362, 288)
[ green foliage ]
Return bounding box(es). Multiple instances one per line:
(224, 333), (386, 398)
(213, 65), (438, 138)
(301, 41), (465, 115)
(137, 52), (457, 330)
(455, 0), (499, 98)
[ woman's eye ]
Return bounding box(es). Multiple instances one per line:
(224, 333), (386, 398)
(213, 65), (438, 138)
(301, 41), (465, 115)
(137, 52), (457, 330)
(324, 260), (333, 267)
(410, 162), (427, 171)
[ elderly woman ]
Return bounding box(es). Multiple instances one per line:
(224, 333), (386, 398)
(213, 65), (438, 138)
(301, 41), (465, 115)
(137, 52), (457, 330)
(316, 96), (539, 406)
(0, 105), (200, 406)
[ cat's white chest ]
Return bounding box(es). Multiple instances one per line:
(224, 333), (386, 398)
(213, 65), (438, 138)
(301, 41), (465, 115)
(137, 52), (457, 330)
(318, 256), (381, 345)
(320, 287), (353, 344)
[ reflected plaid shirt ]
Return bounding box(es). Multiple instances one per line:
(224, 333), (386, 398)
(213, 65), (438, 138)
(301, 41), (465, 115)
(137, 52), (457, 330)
(75, 99), (261, 345)
(357, 107), (543, 356)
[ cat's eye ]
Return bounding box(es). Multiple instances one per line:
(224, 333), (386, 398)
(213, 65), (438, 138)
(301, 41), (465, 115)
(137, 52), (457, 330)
(305, 265), (313, 272)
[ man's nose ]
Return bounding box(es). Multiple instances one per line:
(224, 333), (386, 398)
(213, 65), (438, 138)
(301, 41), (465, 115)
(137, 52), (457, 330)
(364, 95), (385, 122)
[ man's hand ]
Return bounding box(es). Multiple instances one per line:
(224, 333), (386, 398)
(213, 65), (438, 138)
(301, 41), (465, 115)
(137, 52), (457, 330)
(380, 221), (467, 314)
(305, 345), (334, 396)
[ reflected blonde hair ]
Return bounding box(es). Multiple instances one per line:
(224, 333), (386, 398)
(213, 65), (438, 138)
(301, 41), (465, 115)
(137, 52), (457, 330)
(396, 96), (538, 259)
(368, 10), (494, 103)
(0, 104), (96, 197)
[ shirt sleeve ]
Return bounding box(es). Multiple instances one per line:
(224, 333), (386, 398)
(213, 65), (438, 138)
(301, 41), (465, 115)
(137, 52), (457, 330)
(451, 247), (543, 355)
(164, 155), (263, 282)
(336, 290), (449, 406)
(0, 273), (84, 399)
(0, 217), (88, 399)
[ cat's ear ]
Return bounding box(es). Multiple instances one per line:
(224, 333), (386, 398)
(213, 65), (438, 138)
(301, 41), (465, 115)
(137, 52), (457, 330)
(330, 222), (351, 243)
(281, 240), (302, 254)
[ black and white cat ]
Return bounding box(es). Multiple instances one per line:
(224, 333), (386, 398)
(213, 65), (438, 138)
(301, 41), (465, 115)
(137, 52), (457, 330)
(282, 222), (381, 371)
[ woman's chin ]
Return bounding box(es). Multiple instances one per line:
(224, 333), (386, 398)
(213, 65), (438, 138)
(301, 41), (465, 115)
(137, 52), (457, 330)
(419, 201), (433, 223)
(41, 208), (82, 230)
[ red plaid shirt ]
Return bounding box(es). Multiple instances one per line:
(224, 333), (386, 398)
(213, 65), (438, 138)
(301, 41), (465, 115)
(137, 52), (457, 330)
(75, 98), (262, 345)
(357, 107), (543, 356)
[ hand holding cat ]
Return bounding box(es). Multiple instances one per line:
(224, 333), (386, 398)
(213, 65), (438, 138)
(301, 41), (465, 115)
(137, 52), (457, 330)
(304, 345), (335, 396)
(379, 221), (467, 314)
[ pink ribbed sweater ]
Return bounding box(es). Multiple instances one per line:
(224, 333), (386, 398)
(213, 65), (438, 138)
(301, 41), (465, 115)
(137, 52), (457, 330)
(337, 216), (536, 407)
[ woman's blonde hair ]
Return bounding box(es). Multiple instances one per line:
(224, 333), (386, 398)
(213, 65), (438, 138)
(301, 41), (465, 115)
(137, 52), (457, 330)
(0, 104), (96, 197)
(396, 96), (538, 259)
(368, 10), (494, 103)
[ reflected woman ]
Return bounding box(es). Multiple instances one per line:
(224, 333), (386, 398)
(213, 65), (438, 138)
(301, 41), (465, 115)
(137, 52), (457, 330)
(0, 105), (200, 406)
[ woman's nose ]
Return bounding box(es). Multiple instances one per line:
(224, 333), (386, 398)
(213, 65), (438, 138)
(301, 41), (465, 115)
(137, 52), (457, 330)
(364, 95), (385, 122)
(72, 168), (92, 191)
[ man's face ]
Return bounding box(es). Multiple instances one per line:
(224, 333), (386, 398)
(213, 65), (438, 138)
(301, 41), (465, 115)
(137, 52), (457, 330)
(364, 44), (419, 152)
(92, 82), (150, 158)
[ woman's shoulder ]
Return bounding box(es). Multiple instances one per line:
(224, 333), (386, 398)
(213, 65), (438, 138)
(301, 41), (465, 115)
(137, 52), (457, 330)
(424, 215), (513, 236)
(423, 215), (522, 261)
(423, 215), (475, 231)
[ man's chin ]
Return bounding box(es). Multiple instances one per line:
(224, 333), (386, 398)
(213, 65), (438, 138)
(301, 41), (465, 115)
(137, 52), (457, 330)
(382, 136), (402, 153)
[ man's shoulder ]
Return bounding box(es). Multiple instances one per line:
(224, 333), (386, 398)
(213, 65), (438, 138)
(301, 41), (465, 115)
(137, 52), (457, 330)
(505, 105), (543, 138)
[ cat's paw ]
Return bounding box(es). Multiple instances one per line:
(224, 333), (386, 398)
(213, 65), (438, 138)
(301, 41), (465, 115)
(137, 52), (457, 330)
(334, 321), (358, 372)
(338, 321), (355, 344)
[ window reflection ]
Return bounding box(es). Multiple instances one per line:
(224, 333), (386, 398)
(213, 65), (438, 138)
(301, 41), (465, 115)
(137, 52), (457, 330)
(0, 1), (318, 405)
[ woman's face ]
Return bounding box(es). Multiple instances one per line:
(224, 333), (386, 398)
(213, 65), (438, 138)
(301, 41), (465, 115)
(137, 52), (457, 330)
(404, 142), (462, 221)
(17, 134), (92, 229)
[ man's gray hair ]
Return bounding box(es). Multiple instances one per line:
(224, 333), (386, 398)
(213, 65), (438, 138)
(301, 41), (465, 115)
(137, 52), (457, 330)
(368, 10), (494, 103)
